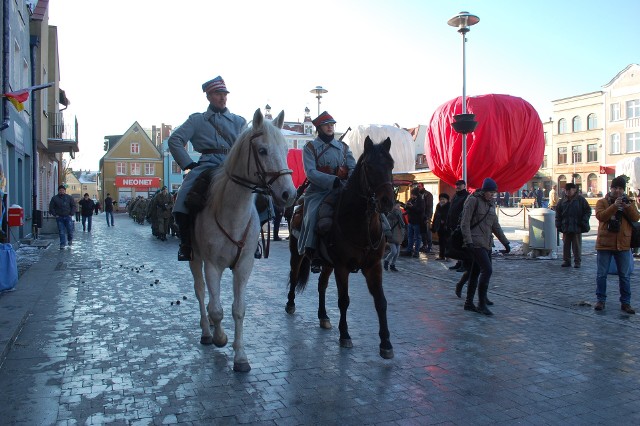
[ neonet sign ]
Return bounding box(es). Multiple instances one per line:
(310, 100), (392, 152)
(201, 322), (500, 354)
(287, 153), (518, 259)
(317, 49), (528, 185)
(115, 177), (160, 188)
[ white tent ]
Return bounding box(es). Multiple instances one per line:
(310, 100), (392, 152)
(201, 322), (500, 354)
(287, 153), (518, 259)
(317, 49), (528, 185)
(344, 125), (416, 173)
(615, 156), (640, 191)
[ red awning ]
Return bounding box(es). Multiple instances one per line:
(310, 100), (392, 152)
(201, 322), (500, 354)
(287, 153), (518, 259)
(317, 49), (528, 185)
(599, 165), (615, 174)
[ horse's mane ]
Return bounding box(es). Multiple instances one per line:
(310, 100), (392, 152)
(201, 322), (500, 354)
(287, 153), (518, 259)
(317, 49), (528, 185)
(208, 119), (283, 219)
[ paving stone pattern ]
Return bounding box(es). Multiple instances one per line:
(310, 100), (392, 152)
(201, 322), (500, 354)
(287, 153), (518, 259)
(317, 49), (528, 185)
(0, 211), (639, 425)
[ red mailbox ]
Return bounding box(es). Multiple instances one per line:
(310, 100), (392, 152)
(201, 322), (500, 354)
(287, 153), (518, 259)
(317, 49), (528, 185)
(8, 205), (24, 227)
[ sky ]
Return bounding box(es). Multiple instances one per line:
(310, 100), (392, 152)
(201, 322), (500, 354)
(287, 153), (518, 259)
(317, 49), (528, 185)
(48, 0), (640, 171)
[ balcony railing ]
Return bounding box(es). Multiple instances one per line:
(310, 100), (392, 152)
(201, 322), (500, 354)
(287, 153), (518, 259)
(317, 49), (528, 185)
(47, 111), (79, 154)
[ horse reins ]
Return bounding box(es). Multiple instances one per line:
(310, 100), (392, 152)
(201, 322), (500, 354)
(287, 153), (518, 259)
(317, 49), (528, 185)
(218, 131), (293, 265)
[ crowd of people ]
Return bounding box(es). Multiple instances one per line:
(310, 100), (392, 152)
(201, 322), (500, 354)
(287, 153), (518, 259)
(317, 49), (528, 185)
(126, 187), (177, 241)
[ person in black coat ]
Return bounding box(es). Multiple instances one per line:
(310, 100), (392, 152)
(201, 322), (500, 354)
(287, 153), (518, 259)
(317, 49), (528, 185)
(77, 193), (96, 232)
(555, 182), (592, 268)
(402, 187), (425, 257)
(447, 180), (470, 271)
(431, 193), (451, 260)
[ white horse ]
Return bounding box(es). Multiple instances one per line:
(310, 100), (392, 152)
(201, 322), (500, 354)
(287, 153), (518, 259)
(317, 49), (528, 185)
(190, 108), (295, 372)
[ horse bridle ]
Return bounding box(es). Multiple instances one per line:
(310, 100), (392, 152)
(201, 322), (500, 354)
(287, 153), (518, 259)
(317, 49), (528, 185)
(219, 130), (293, 267)
(226, 131), (293, 196)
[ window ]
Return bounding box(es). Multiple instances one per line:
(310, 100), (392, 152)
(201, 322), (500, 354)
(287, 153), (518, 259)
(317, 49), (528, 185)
(542, 155), (547, 169)
(130, 162), (141, 175)
(587, 114), (597, 130)
(572, 116), (582, 132)
(131, 143), (140, 154)
(558, 118), (567, 134)
(171, 160), (181, 174)
(611, 103), (620, 121)
(587, 144), (598, 162)
(558, 147), (567, 164)
(145, 163), (155, 175)
(587, 174), (598, 195)
(558, 175), (567, 190)
(627, 99), (640, 119)
(116, 162), (126, 175)
(572, 145), (582, 163)
(626, 132), (640, 153)
(611, 134), (620, 154)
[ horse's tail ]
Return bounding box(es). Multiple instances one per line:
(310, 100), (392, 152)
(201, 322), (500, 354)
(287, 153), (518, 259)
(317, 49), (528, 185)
(295, 257), (311, 293)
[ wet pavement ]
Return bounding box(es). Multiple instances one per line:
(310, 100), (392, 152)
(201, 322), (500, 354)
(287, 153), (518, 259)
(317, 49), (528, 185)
(0, 209), (639, 425)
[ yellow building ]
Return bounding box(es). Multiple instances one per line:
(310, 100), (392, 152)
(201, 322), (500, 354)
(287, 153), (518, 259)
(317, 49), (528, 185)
(99, 122), (163, 209)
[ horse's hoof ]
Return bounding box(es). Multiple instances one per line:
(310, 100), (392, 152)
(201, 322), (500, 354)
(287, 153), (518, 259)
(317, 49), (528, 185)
(339, 338), (353, 348)
(200, 336), (213, 345)
(285, 304), (295, 315)
(233, 362), (251, 372)
(380, 348), (394, 359)
(320, 319), (332, 329)
(213, 334), (228, 348)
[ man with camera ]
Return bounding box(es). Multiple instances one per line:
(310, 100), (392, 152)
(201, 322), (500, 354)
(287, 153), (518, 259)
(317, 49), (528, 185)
(555, 182), (592, 268)
(594, 176), (640, 314)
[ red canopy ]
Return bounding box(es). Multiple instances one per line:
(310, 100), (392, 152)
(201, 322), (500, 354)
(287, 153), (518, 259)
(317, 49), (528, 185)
(426, 94), (545, 192)
(287, 149), (306, 188)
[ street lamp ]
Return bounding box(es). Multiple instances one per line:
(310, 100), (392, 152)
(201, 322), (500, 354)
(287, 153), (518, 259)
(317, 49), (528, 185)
(309, 86), (328, 117)
(448, 11), (479, 184)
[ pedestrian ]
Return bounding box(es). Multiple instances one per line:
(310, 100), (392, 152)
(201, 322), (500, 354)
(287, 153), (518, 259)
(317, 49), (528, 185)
(535, 186), (544, 208)
(384, 200), (405, 272)
(548, 184), (558, 210)
(402, 187), (425, 257)
(594, 176), (640, 314)
(460, 177), (511, 315)
(447, 179), (470, 273)
(49, 185), (77, 250)
(555, 182), (591, 268)
(77, 193), (95, 232)
(431, 193), (451, 261)
(169, 76), (246, 261)
(94, 200), (101, 215)
(155, 186), (173, 241)
(503, 191), (510, 207)
(104, 193), (115, 226)
(419, 184), (434, 254)
(273, 205), (284, 241)
(298, 111), (356, 271)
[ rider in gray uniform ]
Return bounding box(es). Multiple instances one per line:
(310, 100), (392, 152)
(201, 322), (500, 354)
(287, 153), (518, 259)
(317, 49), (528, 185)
(169, 76), (246, 261)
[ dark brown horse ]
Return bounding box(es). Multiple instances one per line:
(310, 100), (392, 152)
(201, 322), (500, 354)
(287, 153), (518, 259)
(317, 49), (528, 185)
(286, 136), (395, 359)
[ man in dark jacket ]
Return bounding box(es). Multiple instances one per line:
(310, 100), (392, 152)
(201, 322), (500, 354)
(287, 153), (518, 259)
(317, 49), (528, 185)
(78, 193), (96, 232)
(49, 185), (77, 249)
(402, 187), (425, 257)
(447, 179), (470, 271)
(555, 182), (592, 268)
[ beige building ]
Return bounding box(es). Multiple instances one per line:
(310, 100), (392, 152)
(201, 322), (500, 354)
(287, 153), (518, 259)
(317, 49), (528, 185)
(547, 64), (640, 197)
(99, 122), (163, 207)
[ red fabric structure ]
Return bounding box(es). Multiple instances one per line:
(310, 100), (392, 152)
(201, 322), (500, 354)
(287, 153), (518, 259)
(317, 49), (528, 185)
(287, 149), (306, 188)
(426, 94), (544, 192)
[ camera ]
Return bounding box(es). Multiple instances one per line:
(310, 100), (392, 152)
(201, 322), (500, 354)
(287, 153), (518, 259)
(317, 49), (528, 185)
(621, 195), (630, 204)
(607, 218), (621, 232)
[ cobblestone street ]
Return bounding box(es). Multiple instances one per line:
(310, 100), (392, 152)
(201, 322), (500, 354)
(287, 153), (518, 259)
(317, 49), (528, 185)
(0, 210), (639, 425)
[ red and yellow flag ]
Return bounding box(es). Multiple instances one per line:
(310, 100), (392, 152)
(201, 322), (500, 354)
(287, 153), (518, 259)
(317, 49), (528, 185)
(3, 91), (29, 112)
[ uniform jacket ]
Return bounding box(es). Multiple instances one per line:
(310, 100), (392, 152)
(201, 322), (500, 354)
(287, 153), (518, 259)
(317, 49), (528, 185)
(460, 191), (509, 250)
(595, 195), (640, 251)
(168, 106), (247, 169)
(555, 194), (591, 234)
(154, 191), (174, 219)
(49, 194), (77, 217)
(78, 198), (96, 217)
(297, 136), (356, 253)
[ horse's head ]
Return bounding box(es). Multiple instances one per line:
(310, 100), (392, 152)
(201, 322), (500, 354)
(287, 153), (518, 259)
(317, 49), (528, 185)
(355, 136), (395, 214)
(242, 108), (296, 209)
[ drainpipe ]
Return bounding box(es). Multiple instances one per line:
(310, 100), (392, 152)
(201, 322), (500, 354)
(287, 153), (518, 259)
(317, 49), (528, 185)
(1, 0), (10, 132)
(30, 35), (40, 239)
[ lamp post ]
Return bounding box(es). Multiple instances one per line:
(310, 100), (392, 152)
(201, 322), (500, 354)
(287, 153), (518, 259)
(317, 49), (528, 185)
(448, 11), (479, 184)
(309, 86), (328, 117)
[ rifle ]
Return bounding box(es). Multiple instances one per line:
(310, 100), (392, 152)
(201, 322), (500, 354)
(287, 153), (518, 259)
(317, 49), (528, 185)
(339, 127), (352, 142)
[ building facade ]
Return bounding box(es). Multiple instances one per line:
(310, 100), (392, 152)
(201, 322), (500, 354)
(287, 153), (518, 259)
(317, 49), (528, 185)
(99, 122), (163, 208)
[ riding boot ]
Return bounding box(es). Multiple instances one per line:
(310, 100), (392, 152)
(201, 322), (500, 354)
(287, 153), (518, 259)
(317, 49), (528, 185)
(174, 212), (192, 261)
(464, 280), (478, 312)
(476, 281), (493, 316)
(455, 270), (469, 298)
